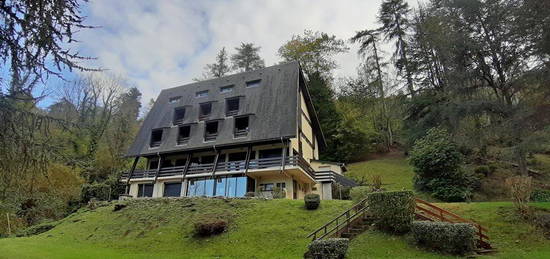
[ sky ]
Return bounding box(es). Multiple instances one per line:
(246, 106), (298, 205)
(71, 0), (401, 104)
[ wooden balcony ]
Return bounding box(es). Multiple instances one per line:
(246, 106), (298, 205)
(121, 155), (316, 181)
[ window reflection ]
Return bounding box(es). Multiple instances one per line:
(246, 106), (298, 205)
(186, 176), (249, 197)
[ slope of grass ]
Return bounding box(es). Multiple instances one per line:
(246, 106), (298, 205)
(348, 202), (550, 259)
(0, 198), (351, 259)
(346, 153), (414, 191)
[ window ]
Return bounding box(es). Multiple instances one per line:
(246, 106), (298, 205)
(259, 148), (282, 159)
(204, 121), (219, 141)
(220, 85), (234, 93)
(175, 158), (187, 167)
(246, 79), (261, 88)
(177, 125), (191, 145)
(199, 103), (212, 120)
(259, 183), (274, 191)
(169, 96), (181, 103)
(226, 98), (239, 116)
(137, 183), (154, 197)
(234, 116), (249, 137)
(149, 160), (159, 170)
(163, 182), (182, 197)
(150, 129), (163, 147)
(173, 107), (186, 125)
(196, 90), (208, 98)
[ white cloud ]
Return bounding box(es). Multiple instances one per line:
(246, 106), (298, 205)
(78, 0), (404, 102)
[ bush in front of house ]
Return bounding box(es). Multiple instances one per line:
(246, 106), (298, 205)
(304, 194), (320, 210)
(531, 189), (550, 202)
(350, 186), (370, 204)
(409, 127), (474, 202)
(80, 182), (111, 203)
(272, 186), (286, 199)
(411, 221), (476, 255)
(193, 214), (229, 237)
(366, 191), (415, 233)
(305, 238), (349, 259)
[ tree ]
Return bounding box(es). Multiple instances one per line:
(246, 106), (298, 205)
(351, 29), (395, 151)
(378, 0), (415, 96)
(278, 30), (348, 77)
(231, 43), (265, 72)
(199, 47), (232, 80)
(0, 0), (96, 90)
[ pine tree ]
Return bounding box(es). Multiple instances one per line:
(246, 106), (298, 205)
(378, 0), (415, 96)
(202, 47), (232, 79)
(231, 43), (265, 72)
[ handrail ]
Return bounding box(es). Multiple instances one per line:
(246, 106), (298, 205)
(414, 198), (491, 249)
(307, 197), (369, 240)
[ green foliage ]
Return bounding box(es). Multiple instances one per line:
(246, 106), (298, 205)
(193, 213), (230, 237)
(534, 212), (550, 238)
(231, 42), (265, 72)
(410, 127), (473, 201)
(272, 187), (286, 199)
(531, 189), (550, 202)
(305, 238), (349, 259)
(366, 191), (415, 233)
(80, 182), (111, 203)
(304, 194), (320, 210)
(411, 221), (476, 255)
(15, 221), (57, 237)
(350, 186), (371, 204)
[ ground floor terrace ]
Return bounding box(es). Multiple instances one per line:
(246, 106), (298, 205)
(120, 141), (336, 199)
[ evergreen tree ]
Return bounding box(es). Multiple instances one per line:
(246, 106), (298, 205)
(378, 0), (415, 96)
(200, 47), (232, 80)
(231, 43), (265, 72)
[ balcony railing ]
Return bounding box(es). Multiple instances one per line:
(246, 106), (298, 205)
(121, 155), (316, 180)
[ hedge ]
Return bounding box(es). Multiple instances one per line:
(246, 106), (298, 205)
(366, 191), (415, 233)
(304, 194), (320, 210)
(411, 221), (476, 255)
(531, 189), (550, 202)
(305, 238), (349, 259)
(350, 186), (370, 204)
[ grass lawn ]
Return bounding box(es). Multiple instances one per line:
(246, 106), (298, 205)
(0, 198), (351, 259)
(346, 154), (414, 191)
(1, 198), (549, 258)
(348, 202), (550, 259)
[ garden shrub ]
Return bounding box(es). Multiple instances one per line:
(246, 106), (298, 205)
(15, 221), (57, 237)
(505, 176), (533, 215)
(272, 187), (286, 199)
(244, 192), (255, 198)
(531, 189), (550, 202)
(350, 186), (370, 204)
(304, 194), (320, 210)
(411, 221), (476, 255)
(81, 182), (111, 202)
(366, 191), (415, 233)
(193, 214), (229, 237)
(305, 238), (349, 259)
(534, 212), (550, 238)
(409, 128), (473, 202)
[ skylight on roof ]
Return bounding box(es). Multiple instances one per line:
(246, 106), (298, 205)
(169, 96), (181, 103)
(220, 85), (234, 93)
(195, 90), (209, 98)
(246, 79), (261, 88)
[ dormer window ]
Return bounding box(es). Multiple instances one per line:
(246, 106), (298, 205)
(169, 96), (181, 103)
(246, 79), (261, 88)
(199, 103), (212, 120)
(234, 116), (249, 138)
(226, 98), (239, 116)
(177, 125), (191, 145)
(220, 85), (234, 93)
(173, 107), (186, 125)
(150, 129), (163, 148)
(196, 90), (208, 98)
(204, 121), (219, 141)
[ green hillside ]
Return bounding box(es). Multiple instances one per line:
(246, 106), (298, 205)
(1, 197), (550, 258)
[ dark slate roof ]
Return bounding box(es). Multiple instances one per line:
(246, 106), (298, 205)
(334, 173), (358, 187)
(126, 61), (324, 157)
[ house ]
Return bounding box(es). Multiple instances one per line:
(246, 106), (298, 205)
(121, 62), (357, 200)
